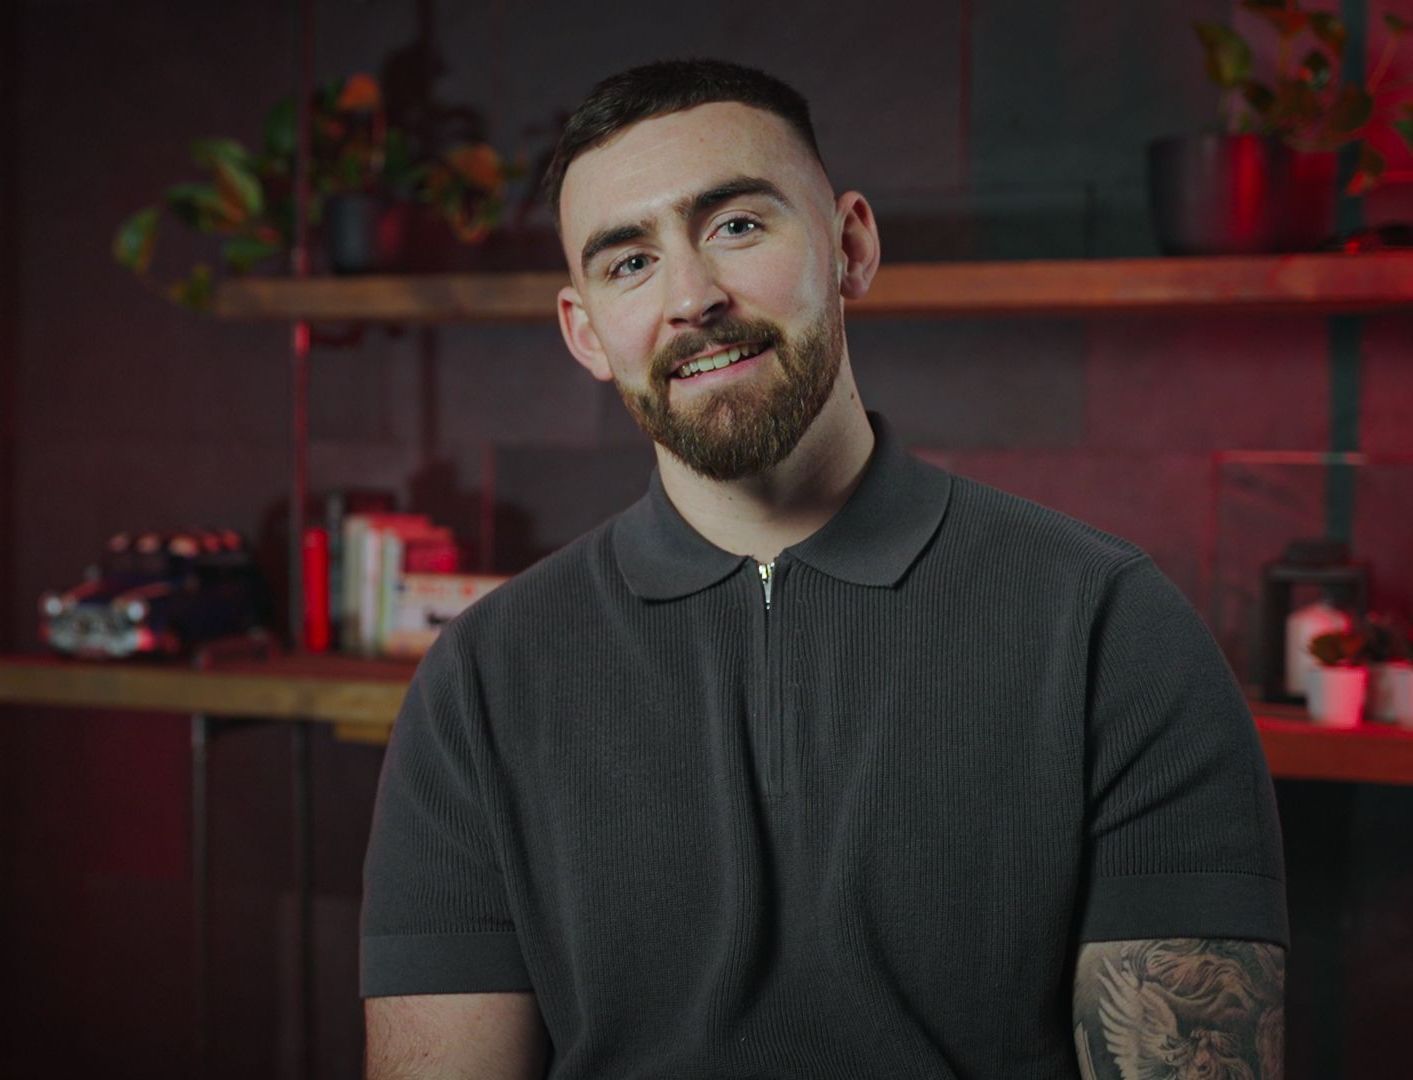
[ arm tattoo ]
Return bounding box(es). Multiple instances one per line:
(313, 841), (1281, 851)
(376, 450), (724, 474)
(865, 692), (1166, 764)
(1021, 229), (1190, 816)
(1073, 938), (1285, 1080)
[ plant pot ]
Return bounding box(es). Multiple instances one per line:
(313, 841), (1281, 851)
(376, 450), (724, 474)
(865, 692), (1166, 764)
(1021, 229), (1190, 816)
(1284, 599), (1350, 699)
(1369, 661), (1413, 725)
(1304, 664), (1368, 729)
(322, 193), (412, 274)
(388, 203), (462, 272)
(1147, 134), (1337, 255)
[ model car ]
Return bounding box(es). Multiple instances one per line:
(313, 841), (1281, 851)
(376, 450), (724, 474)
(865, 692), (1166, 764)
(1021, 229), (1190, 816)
(39, 529), (267, 658)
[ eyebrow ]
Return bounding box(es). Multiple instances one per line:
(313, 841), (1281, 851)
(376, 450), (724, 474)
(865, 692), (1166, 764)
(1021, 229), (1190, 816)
(578, 175), (790, 275)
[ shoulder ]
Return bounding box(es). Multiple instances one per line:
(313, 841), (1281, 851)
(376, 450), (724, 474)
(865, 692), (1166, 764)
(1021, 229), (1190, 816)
(923, 463), (1151, 603)
(945, 468), (1143, 567)
(433, 513), (624, 659)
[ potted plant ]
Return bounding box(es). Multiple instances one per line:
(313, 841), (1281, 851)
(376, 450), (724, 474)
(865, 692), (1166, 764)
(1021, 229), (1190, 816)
(1305, 627), (1370, 728)
(112, 74), (520, 306)
(1151, 2), (1413, 255)
(111, 131), (290, 309)
(1365, 613), (1413, 724)
(310, 73), (420, 273)
(399, 140), (524, 272)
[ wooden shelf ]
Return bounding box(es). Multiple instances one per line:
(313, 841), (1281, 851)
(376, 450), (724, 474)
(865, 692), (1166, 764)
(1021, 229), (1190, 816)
(4, 654), (1413, 781)
(0, 653), (411, 738)
(1252, 703), (1413, 787)
(211, 253), (1413, 323)
(853, 253), (1413, 318)
(215, 271), (565, 323)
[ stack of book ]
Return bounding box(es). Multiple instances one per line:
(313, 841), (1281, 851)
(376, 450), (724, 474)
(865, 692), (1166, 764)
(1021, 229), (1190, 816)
(303, 505), (505, 658)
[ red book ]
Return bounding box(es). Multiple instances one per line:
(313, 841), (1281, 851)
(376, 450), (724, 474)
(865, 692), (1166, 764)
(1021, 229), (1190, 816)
(403, 532), (460, 574)
(302, 527), (331, 652)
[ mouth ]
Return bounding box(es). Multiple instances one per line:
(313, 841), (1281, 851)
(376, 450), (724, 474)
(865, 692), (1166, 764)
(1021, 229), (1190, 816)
(672, 341), (769, 380)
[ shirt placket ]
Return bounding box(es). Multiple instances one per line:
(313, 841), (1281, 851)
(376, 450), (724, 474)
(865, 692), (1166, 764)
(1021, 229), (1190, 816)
(752, 557), (790, 798)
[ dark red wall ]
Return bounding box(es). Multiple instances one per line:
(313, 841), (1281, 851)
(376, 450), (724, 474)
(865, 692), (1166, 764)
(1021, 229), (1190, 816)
(3, 1), (1413, 1077)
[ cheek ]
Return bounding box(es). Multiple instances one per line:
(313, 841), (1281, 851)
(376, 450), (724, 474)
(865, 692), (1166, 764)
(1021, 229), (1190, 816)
(592, 295), (662, 371)
(735, 242), (834, 322)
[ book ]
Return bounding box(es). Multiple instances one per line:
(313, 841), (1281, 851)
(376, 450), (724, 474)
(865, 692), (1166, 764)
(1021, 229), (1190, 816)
(376, 526), (455, 650)
(324, 489), (395, 649)
(402, 533), (459, 574)
(340, 512), (431, 655)
(381, 573), (507, 658)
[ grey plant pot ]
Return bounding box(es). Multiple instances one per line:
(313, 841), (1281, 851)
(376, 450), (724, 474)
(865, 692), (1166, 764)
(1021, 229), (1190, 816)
(323, 193), (408, 274)
(1147, 133), (1337, 255)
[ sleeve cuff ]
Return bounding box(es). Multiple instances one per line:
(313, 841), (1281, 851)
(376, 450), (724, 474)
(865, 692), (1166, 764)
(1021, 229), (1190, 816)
(1078, 872), (1289, 949)
(361, 930), (532, 998)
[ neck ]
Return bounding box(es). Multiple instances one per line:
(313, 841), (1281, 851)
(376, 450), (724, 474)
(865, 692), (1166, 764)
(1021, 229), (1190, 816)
(655, 362), (875, 564)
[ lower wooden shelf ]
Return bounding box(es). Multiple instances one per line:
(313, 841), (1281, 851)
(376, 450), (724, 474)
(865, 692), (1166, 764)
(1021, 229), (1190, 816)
(0, 652), (411, 741)
(1249, 702), (1413, 786)
(3, 653), (1413, 782)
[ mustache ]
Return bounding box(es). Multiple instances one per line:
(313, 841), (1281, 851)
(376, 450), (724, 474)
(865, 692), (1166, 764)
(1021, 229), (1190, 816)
(649, 318), (783, 382)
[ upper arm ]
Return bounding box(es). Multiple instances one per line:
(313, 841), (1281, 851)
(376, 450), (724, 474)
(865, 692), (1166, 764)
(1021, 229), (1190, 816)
(1072, 938), (1285, 1080)
(1079, 559), (1289, 949)
(362, 631), (534, 1001)
(365, 992), (549, 1080)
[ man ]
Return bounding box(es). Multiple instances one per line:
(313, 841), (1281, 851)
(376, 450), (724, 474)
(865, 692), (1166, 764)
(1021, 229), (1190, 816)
(362, 60), (1287, 1079)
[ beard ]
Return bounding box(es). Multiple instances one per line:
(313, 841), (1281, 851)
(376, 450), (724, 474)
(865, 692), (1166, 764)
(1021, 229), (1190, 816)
(614, 303), (844, 481)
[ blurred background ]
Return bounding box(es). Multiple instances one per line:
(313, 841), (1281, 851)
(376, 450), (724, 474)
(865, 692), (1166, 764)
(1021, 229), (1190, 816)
(2, 0), (1412, 1076)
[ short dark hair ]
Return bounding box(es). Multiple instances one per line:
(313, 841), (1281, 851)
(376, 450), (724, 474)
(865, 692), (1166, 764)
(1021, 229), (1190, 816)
(544, 59), (824, 223)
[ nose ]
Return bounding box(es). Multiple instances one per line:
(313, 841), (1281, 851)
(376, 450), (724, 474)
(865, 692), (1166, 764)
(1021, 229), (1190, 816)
(665, 250), (728, 327)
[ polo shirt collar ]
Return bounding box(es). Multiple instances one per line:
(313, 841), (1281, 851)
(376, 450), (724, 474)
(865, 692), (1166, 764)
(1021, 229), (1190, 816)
(613, 413), (951, 600)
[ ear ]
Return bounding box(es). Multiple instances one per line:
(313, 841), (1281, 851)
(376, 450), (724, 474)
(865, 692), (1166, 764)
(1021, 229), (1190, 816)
(833, 190), (882, 300)
(558, 285), (612, 382)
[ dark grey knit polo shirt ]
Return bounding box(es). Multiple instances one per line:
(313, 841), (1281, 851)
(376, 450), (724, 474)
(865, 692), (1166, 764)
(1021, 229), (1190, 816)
(362, 415), (1287, 1079)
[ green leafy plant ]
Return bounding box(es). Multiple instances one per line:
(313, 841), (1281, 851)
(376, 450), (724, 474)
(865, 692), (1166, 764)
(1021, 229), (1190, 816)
(113, 131), (288, 310)
(1363, 612), (1413, 662)
(421, 142), (521, 244)
(113, 73), (517, 310)
(1308, 627), (1370, 666)
(305, 73), (427, 200)
(1195, 1), (1413, 193)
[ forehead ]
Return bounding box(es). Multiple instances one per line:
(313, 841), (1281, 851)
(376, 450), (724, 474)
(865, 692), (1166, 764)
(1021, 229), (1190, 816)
(558, 101), (826, 247)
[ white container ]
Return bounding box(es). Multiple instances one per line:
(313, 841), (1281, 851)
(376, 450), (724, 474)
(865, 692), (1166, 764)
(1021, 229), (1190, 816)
(1305, 665), (1368, 729)
(1285, 600), (1350, 698)
(1369, 661), (1413, 725)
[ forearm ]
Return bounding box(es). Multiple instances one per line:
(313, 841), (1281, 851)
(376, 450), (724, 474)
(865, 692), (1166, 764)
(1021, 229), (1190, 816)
(1073, 938), (1285, 1080)
(365, 992), (549, 1080)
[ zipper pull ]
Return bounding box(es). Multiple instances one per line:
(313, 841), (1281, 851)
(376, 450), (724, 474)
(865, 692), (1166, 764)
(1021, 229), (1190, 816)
(758, 561), (774, 611)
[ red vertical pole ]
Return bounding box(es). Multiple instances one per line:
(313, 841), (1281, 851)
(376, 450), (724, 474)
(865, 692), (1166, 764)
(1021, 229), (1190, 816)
(289, 7), (317, 1080)
(288, 0), (315, 653)
(291, 320), (310, 650)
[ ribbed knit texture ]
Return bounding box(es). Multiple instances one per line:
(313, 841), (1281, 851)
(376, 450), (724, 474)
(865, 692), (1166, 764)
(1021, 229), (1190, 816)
(362, 433), (1286, 1080)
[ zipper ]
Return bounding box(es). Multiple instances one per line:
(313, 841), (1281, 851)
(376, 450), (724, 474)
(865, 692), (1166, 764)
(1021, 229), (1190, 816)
(758, 560), (774, 610)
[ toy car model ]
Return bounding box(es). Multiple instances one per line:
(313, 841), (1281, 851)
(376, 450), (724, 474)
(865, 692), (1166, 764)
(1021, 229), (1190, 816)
(39, 529), (268, 659)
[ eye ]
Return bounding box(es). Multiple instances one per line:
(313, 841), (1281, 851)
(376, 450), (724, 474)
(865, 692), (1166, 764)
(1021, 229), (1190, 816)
(713, 216), (760, 239)
(607, 252), (652, 280)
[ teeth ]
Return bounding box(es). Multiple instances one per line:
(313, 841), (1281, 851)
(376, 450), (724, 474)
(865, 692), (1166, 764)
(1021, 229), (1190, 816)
(676, 343), (764, 378)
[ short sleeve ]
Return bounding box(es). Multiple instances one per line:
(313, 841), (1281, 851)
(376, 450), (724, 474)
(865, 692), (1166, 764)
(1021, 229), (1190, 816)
(1076, 557), (1288, 948)
(360, 627), (533, 997)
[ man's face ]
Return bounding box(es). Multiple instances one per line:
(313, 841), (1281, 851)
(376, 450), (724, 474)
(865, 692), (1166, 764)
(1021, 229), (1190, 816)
(556, 102), (846, 481)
